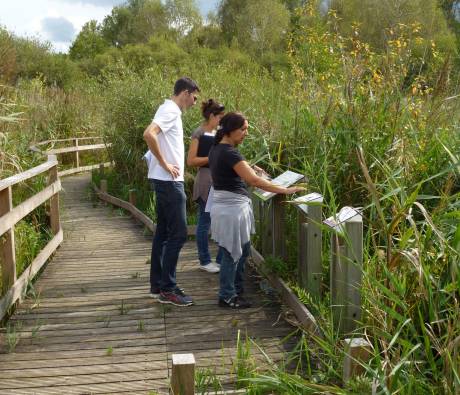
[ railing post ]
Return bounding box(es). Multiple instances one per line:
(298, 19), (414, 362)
(327, 207), (363, 335)
(272, 195), (287, 261)
(129, 189), (136, 206)
(48, 155), (61, 235)
(0, 186), (17, 292)
(171, 353), (195, 395)
(74, 138), (80, 169)
(260, 200), (273, 257)
(295, 193), (323, 300)
(100, 179), (108, 194)
(99, 163), (105, 178)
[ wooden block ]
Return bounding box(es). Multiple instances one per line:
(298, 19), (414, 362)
(343, 337), (372, 382)
(171, 353), (195, 395)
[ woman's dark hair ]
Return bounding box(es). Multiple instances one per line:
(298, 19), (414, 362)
(214, 112), (246, 145)
(201, 99), (225, 120)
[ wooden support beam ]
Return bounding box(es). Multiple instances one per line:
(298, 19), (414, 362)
(100, 179), (108, 193)
(171, 353), (195, 395)
(0, 186), (16, 293)
(295, 193), (323, 299)
(327, 207), (363, 335)
(128, 189), (136, 207)
(48, 155), (60, 235)
(74, 138), (80, 169)
(272, 195), (286, 261)
(343, 337), (372, 382)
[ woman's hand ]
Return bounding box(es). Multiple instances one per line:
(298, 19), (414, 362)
(283, 186), (306, 194)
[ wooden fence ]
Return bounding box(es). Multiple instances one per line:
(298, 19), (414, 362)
(252, 192), (371, 382)
(0, 155), (62, 321)
(0, 137), (111, 321)
(30, 136), (112, 176)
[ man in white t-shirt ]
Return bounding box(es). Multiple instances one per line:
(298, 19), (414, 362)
(143, 77), (200, 307)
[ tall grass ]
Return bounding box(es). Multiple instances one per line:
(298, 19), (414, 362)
(96, 7), (459, 393)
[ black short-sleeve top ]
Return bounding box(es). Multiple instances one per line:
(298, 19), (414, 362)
(208, 144), (249, 197)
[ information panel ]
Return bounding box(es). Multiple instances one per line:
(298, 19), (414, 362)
(253, 170), (304, 201)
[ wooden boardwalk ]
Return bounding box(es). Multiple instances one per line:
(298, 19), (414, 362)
(0, 174), (296, 394)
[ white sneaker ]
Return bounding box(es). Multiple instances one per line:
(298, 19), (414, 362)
(200, 262), (220, 273)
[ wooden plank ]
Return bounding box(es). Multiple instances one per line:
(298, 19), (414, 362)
(171, 353), (195, 395)
(0, 180), (61, 237)
(0, 186), (16, 293)
(0, 159), (57, 191)
(0, 229), (63, 321)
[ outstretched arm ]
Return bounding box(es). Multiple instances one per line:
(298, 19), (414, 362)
(233, 161), (304, 194)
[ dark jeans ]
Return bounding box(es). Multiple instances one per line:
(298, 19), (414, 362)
(218, 242), (251, 300)
(150, 179), (187, 292)
(196, 198), (222, 266)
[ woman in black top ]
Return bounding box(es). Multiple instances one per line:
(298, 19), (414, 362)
(208, 112), (304, 308)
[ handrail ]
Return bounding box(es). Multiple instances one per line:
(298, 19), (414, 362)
(30, 136), (112, 177)
(0, 155), (62, 321)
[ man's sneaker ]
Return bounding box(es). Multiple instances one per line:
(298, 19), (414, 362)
(218, 295), (251, 309)
(149, 288), (161, 299)
(150, 286), (185, 299)
(159, 289), (193, 307)
(200, 262), (220, 273)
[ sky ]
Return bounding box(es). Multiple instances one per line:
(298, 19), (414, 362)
(0, 0), (220, 53)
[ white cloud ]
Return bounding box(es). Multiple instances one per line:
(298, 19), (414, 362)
(41, 16), (76, 42)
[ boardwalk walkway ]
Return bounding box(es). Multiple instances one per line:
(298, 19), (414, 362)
(0, 174), (295, 394)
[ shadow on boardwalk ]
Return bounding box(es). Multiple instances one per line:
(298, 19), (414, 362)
(0, 173), (296, 394)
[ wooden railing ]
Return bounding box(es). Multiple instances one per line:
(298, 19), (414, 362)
(251, 191), (370, 382)
(30, 136), (112, 176)
(0, 155), (62, 320)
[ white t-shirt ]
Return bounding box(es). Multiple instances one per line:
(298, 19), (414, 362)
(145, 99), (184, 182)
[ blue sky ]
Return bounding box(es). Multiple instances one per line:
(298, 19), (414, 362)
(0, 0), (220, 52)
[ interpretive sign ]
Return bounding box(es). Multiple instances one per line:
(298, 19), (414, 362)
(292, 192), (323, 215)
(323, 206), (362, 234)
(253, 170), (305, 201)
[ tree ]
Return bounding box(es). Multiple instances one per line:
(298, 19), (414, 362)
(235, 0), (290, 56)
(330, 0), (457, 54)
(69, 20), (108, 61)
(165, 0), (202, 38)
(218, 0), (247, 44)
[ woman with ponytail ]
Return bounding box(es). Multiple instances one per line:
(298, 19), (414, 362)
(208, 112), (305, 309)
(187, 99), (225, 273)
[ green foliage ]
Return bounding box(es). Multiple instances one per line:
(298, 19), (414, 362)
(69, 20), (109, 61)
